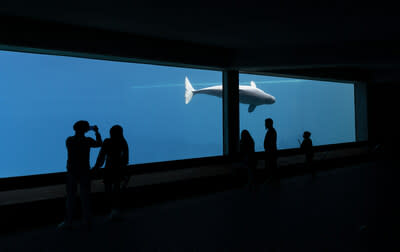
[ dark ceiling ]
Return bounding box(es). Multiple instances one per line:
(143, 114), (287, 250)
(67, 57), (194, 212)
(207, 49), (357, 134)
(1, 1), (400, 83)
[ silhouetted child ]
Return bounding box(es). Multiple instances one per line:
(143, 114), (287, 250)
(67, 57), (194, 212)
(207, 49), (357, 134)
(300, 131), (314, 178)
(93, 125), (129, 221)
(240, 130), (258, 192)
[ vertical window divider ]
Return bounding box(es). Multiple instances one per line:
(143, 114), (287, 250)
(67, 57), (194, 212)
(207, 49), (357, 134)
(223, 70), (240, 157)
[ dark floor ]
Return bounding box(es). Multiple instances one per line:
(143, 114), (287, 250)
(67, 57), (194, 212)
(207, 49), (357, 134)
(0, 159), (398, 251)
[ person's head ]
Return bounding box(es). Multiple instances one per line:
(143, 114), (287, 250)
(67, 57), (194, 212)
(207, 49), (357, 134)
(110, 125), (124, 140)
(73, 120), (90, 135)
(241, 129), (251, 140)
(265, 118), (273, 129)
(241, 129), (254, 145)
(303, 131), (311, 139)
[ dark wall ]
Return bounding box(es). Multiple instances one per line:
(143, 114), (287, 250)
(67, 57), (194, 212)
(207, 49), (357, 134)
(367, 83), (400, 156)
(1, 15), (232, 70)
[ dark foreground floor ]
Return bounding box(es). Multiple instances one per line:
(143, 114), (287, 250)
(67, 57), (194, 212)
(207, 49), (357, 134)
(0, 159), (398, 251)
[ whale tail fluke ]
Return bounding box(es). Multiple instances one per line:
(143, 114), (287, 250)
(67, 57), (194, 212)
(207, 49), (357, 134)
(185, 76), (196, 104)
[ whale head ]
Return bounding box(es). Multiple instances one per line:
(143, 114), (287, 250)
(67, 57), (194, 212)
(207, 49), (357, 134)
(264, 94), (276, 104)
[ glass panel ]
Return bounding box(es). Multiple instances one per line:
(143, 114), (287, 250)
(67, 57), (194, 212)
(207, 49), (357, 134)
(0, 50), (222, 178)
(239, 73), (355, 152)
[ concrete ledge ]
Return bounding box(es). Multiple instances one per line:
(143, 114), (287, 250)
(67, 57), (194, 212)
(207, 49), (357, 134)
(0, 144), (371, 206)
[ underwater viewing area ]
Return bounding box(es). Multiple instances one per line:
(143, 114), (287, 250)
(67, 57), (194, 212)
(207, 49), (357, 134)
(0, 50), (355, 178)
(2, 3), (400, 251)
(0, 1), (400, 252)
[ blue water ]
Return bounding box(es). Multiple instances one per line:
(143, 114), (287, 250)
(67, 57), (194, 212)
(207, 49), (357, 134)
(0, 50), (355, 178)
(239, 74), (355, 151)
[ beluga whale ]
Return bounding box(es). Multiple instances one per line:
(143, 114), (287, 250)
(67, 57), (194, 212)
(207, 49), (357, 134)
(185, 76), (275, 112)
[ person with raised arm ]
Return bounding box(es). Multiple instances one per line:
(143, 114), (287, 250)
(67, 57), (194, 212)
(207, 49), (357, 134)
(58, 120), (102, 231)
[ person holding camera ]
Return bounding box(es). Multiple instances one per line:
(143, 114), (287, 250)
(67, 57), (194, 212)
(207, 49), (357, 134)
(58, 120), (102, 230)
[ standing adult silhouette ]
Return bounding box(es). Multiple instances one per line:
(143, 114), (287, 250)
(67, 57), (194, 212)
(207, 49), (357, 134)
(264, 118), (277, 181)
(58, 120), (102, 230)
(93, 125), (129, 220)
(240, 130), (258, 192)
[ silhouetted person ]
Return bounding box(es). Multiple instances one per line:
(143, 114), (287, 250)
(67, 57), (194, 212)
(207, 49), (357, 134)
(264, 118), (277, 181)
(300, 131), (314, 178)
(93, 125), (129, 220)
(240, 130), (258, 192)
(58, 120), (102, 230)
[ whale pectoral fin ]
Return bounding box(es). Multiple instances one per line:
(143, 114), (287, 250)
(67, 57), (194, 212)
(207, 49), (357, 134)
(248, 104), (256, 113)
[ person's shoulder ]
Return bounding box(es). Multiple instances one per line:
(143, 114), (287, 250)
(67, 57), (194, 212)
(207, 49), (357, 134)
(66, 136), (74, 142)
(98, 138), (111, 147)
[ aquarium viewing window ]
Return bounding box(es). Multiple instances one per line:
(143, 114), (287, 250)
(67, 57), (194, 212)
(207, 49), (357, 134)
(0, 50), (222, 178)
(239, 73), (356, 152)
(0, 50), (357, 179)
